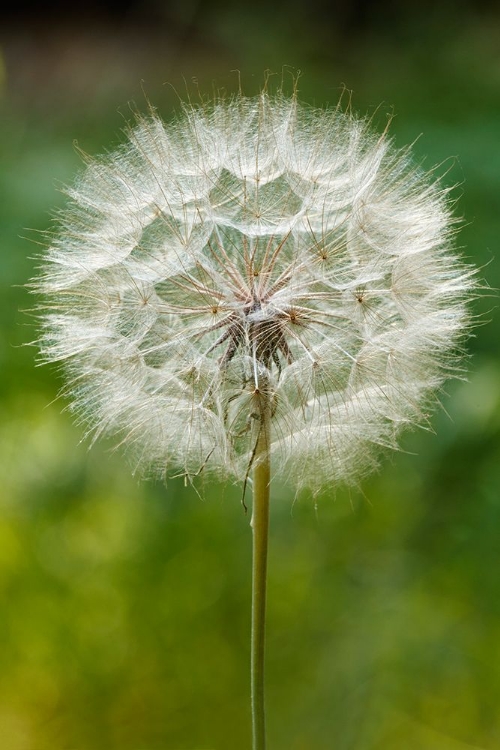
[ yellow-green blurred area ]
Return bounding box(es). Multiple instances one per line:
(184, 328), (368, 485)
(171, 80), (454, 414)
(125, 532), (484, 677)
(1, 1), (500, 748)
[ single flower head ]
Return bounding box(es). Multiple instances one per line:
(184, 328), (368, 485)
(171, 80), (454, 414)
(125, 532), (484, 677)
(34, 89), (475, 492)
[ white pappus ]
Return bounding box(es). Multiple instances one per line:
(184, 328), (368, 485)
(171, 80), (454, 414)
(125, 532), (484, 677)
(34, 89), (476, 492)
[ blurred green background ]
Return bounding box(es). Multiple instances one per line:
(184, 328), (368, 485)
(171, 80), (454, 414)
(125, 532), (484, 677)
(1, 2), (499, 748)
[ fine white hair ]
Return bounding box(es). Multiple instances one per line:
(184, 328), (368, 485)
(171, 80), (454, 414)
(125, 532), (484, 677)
(34, 90), (476, 492)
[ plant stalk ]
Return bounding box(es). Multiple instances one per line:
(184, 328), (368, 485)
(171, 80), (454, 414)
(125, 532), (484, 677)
(251, 384), (271, 750)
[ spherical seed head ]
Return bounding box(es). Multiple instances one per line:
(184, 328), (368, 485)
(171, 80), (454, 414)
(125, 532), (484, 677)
(35, 90), (475, 492)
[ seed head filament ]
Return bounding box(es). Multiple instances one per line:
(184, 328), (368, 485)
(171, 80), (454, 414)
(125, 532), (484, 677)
(34, 92), (475, 491)
(200, 264), (298, 382)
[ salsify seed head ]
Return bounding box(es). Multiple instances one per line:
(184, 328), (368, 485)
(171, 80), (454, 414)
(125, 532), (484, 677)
(34, 89), (476, 492)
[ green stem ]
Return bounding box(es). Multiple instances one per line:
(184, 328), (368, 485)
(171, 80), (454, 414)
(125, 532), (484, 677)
(251, 385), (271, 750)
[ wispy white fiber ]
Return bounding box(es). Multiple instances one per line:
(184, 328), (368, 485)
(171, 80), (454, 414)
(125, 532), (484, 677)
(34, 91), (476, 491)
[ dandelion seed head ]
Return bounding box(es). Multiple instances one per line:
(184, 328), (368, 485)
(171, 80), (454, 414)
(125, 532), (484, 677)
(34, 89), (475, 492)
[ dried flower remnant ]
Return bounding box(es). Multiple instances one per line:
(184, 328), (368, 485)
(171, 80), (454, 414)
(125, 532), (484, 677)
(35, 91), (475, 492)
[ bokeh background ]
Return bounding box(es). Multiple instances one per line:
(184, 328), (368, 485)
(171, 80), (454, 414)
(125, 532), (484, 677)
(1, 2), (499, 748)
